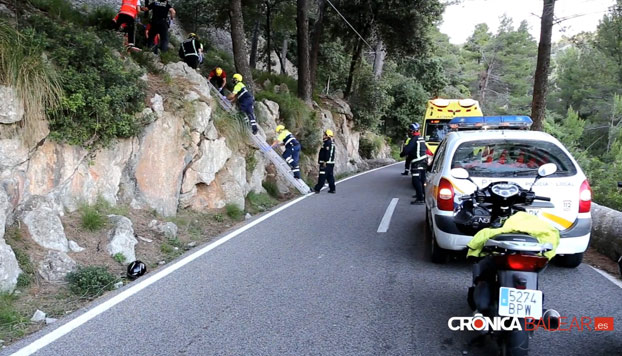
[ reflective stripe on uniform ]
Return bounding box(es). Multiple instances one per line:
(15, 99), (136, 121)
(327, 142), (335, 164)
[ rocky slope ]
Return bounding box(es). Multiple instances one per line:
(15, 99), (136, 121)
(0, 61), (391, 293)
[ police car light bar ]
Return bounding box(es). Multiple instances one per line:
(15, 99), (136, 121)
(448, 116), (533, 130)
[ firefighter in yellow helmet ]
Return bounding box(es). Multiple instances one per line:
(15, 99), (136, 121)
(314, 129), (336, 193)
(227, 73), (258, 135)
(271, 125), (301, 179)
(207, 67), (227, 94)
(178, 33), (203, 69)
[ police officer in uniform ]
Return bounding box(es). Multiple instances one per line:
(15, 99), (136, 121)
(400, 123), (427, 204)
(314, 129), (336, 194)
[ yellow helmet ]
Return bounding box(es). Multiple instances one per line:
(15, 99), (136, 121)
(215, 67), (223, 76)
(188, 33), (197, 38)
(233, 73), (243, 82)
(275, 125), (285, 133)
(325, 129), (334, 137)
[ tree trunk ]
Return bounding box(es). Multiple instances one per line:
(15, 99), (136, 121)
(373, 40), (386, 79)
(249, 19), (260, 69)
(296, 0), (312, 104)
(280, 38), (288, 74)
(590, 203), (622, 263)
(531, 0), (556, 131)
(229, 0), (253, 92)
(265, 2), (273, 73)
(345, 39), (363, 99)
(309, 0), (327, 91)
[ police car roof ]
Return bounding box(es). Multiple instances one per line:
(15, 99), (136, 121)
(447, 129), (557, 142)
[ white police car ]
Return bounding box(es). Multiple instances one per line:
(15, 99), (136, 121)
(424, 116), (592, 267)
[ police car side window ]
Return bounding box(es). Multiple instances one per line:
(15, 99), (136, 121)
(431, 141), (447, 173)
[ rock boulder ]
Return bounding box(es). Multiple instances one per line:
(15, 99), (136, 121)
(107, 215), (137, 262)
(38, 251), (76, 282)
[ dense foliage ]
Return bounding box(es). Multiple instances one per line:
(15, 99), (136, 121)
(25, 15), (146, 146)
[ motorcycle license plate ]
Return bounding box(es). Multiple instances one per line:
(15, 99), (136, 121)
(498, 287), (542, 319)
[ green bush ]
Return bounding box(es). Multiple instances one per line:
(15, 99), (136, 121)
(13, 249), (35, 288)
(359, 133), (386, 159)
(212, 213), (224, 222)
(247, 192), (277, 213)
(16, 273), (33, 288)
(0, 293), (27, 339)
(66, 266), (119, 298)
(80, 205), (106, 232)
(29, 0), (84, 24)
(253, 71), (298, 93)
(160, 243), (174, 254)
(262, 180), (280, 198)
(254, 90), (321, 154)
(349, 63), (393, 132)
(12, 249), (34, 275)
(225, 204), (244, 220)
(26, 15), (146, 147)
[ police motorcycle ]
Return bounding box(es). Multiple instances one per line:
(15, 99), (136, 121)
(451, 163), (561, 356)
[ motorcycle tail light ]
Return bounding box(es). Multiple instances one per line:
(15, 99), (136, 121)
(437, 178), (454, 211)
(579, 179), (591, 213)
(495, 254), (549, 272)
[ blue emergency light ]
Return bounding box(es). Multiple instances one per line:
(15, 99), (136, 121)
(448, 116), (532, 130)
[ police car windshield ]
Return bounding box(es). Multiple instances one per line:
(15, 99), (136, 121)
(451, 140), (577, 177)
(425, 123), (450, 142)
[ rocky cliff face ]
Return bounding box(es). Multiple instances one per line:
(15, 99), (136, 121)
(0, 62), (377, 292)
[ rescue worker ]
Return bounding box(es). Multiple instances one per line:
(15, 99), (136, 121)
(146, 0), (175, 54)
(113, 0), (142, 51)
(399, 123), (427, 204)
(207, 67), (227, 94)
(227, 73), (258, 135)
(178, 33), (203, 69)
(314, 129), (336, 194)
(272, 125), (301, 179)
(401, 123), (419, 175)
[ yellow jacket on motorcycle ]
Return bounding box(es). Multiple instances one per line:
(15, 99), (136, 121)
(467, 212), (560, 259)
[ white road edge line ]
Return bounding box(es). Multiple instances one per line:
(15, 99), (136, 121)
(377, 198), (399, 233)
(589, 265), (622, 289)
(12, 161), (403, 356)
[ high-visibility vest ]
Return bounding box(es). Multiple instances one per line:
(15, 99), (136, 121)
(120, 0), (139, 18)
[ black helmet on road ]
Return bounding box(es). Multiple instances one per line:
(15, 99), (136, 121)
(127, 260), (146, 280)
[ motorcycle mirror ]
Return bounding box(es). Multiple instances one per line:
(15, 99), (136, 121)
(537, 163), (558, 177)
(529, 163), (558, 192)
(450, 168), (470, 180)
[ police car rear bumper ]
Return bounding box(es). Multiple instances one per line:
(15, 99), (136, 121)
(434, 215), (591, 253)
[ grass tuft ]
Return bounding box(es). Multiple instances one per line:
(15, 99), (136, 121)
(79, 205), (106, 232)
(225, 204), (244, 220)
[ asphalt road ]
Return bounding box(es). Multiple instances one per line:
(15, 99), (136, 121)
(5, 163), (622, 356)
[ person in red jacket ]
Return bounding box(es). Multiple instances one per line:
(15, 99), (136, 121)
(207, 67), (227, 94)
(113, 0), (142, 50)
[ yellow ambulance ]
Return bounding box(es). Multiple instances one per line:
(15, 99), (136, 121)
(422, 98), (483, 153)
